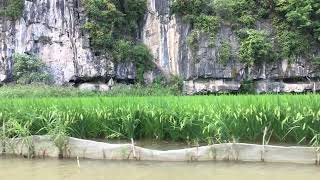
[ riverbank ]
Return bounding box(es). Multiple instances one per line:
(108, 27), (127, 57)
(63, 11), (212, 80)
(1, 136), (320, 164)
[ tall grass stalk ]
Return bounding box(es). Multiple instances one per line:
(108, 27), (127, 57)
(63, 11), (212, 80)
(0, 94), (320, 146)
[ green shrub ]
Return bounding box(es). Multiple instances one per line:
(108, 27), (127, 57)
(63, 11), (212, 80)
(171, 0), (320, 67)
(167, 75), (184, 95)
(272, 17), (313, 62)
(131, 43), (154, 83)
(217, 41), (232, 66)
(237, 14), (256, 28)
(312, 56), (320, 69)
(239, 29), (273, 66)
(212, 0), (235, 21)
(272, 0), (320, 64)
(277, 30), (310, 61)
(194, 15), (220, 45)
(0, 0), (24, 19)
(151, 74), (183, 95)
(83, 0), (153, 81)
(172, 1), (220, 50)
(187, 30), (200, 50)
(13, 53), (52, 84)
(83, 0), (122, 50)
(232, 0), (258, 28)
(239, 80), (256, 94)
(171, 0), (212, 16)
(276, 0), (315, 29)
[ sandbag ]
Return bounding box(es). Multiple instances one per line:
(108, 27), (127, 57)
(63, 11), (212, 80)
(1, 136), (319, 165)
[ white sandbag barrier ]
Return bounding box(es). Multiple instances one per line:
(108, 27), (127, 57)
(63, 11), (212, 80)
(1, 135), (320, 165)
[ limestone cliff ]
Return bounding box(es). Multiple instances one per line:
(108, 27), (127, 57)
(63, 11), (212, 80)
(143, 0), (320, 94)
(1, 0), (320, 93)
(0, 0), (135, 85)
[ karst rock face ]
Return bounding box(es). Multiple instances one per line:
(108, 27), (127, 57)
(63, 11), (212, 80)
(143, 0), (320, 94)
(0, 0), (135, 85)
(1, 0), (320, 93)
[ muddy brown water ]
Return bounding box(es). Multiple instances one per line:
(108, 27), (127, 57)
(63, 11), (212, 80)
(1, 157), (320, 180)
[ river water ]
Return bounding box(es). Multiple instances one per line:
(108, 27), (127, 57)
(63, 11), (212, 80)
(0, 157), (319, 180)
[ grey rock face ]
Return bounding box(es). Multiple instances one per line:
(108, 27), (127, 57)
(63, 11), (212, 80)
(183, 80), (241, 95)
(256, 80), (320, 93)
(0, 0), (134, 85)
(1, 0), (320, 94)
(143, 0), (183, 75)
(115, 62), (136, 81)
(78, 83), (110, 92)
(143, 0), (320, 94)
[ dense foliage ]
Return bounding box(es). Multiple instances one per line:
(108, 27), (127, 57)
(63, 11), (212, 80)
(172, 0), (220, 48)
(276, 0), (320, 41)
(239, 30), (273, 66)
(0, 0), (24, 19)
(1, 95), (320, 146)
(217, 40), (232, 66)
(0, 83), (182, 98)
(13, 54), (52, 84)
(83, 0), (153, 83)
(171, 0), (320, 66)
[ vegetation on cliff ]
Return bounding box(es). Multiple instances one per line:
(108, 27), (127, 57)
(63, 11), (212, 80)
(13, 54), (52, 84)
(0, 0), (24, 19)
(217, 40), (232, 66)
(83, 0), (154, 83)
(239, 29), (273, 66)
(171, 0), (320, 66)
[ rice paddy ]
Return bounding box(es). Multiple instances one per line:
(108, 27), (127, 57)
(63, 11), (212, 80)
(1, 94), (320, 146)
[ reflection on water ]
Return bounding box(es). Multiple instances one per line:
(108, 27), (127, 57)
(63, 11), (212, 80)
(0, 157), (319, 180)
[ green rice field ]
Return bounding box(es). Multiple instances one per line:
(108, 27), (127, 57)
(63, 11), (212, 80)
(1, 94), (320, 146)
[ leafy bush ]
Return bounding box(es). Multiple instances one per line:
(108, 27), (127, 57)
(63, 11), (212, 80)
(273, 1), (320, 62)
(276, 29), (311, 61)
(83, 0), (122, 50)
(152, 75), (184, 95)
(167, 75), (184, 94)
(131, 43), (154, 83)
(212, 0), (235, 21)
(171, 0), (212, 16)
(112, 40), (154, 83)
(217, 41), (232, 66)
(0, 0), (24, 19)
(194, 15), (220, 44)
(276, 0), (318, 29)
(13, 53), (52, 84)
(83, 0), (153, 82)
(187, 30), (201, 50)
(112, 40), (133, 62)
(172, 0), (220, 49)
(232, 0), (259, 28)
(239, 30), (273, 66)
(171, 0), (320, 67)
(239, 80), (256, 94)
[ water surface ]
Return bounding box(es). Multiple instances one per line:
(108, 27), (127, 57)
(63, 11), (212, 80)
(0, 157), (319, 180)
